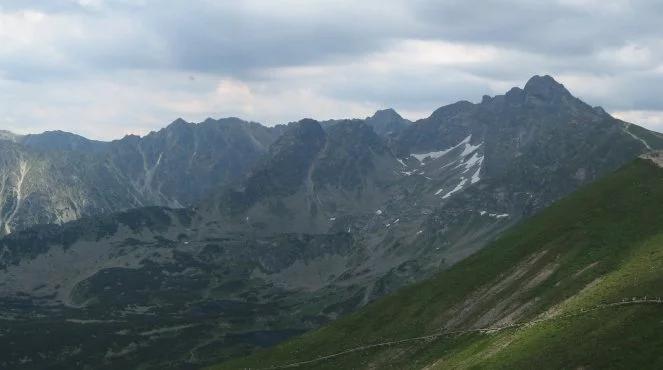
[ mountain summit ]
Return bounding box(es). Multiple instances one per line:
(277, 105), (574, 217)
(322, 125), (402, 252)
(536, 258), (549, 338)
(365, 108), (410, 137)
(370, 108), (403, 121)
(524, 74), (569, 93)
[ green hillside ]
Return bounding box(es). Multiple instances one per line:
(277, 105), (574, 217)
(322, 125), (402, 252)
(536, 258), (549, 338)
(212, 157), (663, 369)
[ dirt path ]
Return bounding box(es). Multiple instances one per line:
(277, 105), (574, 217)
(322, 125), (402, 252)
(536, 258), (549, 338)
(259, 298), (663, 369)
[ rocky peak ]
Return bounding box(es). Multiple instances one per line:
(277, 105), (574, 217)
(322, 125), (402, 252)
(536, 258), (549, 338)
(504, 86), (526, 104)
(523, 74), (572, 102)
(267, 118), (326, 164)
(242, 119), (326, 200)
(19, 130), (108, 153)
(161, 117), (193, 134)
(366, 108), (409, 138)
(284, 118), (325, 143)
(593, 106), (610, 117)
(170, 117), (189, 126)
(0, 130), (21, 142)
(312, 119), (396, 190)
(324, 120), (389, 159)
(429, 100), (475, 120)
(370, 108), (402, 121)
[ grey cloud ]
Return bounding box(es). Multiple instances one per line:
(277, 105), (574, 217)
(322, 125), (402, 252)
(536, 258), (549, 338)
(411, 0), (663, 56)
(5, 0), (663, 76)
(136, 1), (415, 75)
(2, 0), (663, 137)
(322, 67), (495, 111)
(2, 1), (412, 77)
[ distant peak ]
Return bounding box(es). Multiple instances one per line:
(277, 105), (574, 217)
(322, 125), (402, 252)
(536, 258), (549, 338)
(524, 74), (560, 88)
(163, 118), (193, 134)
(298, 118), (321, 126)
(0, 129), (21, 142)
(287, 118), (325, 137)
(430, 100), (474, 119)
(171, 118), (188, 125)
(370, 108), (403, 121)
(523, 75), (571, 99)
(41, 130), (80, 136)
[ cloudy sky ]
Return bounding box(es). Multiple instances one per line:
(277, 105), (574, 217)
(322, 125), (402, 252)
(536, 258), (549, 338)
(1, 0), (662, 140)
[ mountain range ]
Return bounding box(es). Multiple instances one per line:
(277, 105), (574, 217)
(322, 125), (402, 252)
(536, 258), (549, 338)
(1, 75), (662, 369)
(216, 154), (663, 369)
(0, 118), (283, 235)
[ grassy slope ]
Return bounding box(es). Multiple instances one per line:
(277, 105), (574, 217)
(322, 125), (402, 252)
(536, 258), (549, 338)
(212, 158), (663, 369)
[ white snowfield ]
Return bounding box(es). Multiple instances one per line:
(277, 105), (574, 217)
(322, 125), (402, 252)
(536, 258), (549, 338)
(458, 151), (484, 184)
(460, 139), (482, 157)
(461, 152), (483, 171)
(411, 149), (454, 162)
(410, 135), (485, 198)
(411, 135), (484, 164)
(470, 166), (482, 184)
(442, 178), (468, 199)
(411, 135), (473, 161)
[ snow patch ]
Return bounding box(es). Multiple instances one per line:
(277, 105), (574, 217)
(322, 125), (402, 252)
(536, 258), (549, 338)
(463, 152), (483, 169)
(471, 165), (482, 184)
(479, 211), (509, 219)
(375, 210), (383, 215)
(412, 149), (453, 162)
(435, 188), (444, 195)
(623, 124), (652, 150)
(442, 178), (468, 199)
(396, 158), (407, 167)
(411, 135), (472, 162)
(460, 140), (482, 157)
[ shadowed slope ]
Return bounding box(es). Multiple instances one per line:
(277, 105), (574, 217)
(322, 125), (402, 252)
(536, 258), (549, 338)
(214, 157), (663, 369)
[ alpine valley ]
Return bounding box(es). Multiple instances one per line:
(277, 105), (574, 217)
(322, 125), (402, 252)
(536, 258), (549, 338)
(2, 76), (663, 369)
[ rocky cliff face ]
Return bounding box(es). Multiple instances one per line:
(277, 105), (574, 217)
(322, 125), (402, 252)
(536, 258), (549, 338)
(2, 75), (663, 369)
(0, 118), (283, 234)
(0, 140), (144, 235)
